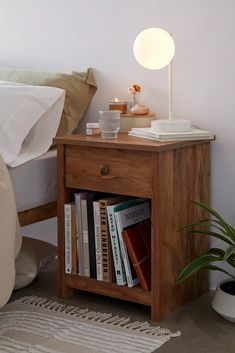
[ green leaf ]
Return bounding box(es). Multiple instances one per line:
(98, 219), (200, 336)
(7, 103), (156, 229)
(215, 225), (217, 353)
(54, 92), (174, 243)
(179, 218), (210, 231)
(179, 216), (235, 245)
(190, 229), (234, 245)
(223, 245), (235, 261)
(209, 248), (235, 267)
(192, 201), (235, 241)
(211, 220), (235, 241)
(200, 265), (235, 280)
(177, 201), (235, 283)
(211, 219), (235, 242)
(176, 251), (223, 283)
(227, 257), (235, 267)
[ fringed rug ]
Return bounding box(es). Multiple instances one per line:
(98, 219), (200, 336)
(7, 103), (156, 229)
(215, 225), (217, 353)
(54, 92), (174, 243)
(0, 296), (180, 353)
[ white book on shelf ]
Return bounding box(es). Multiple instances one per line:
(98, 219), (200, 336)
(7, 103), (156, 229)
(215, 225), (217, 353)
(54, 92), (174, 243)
(114, 201), (151, 288)
(75, 192), (87, 276)
(128, 127), (215, 142)
(93, 200), (103, 281)
(64, 204), (72, 274)
(107, 204), (127, 286)
(81, 198), (90, 277)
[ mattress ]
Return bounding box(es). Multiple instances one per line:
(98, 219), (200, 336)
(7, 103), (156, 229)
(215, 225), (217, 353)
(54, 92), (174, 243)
(8, 150), (57, 212)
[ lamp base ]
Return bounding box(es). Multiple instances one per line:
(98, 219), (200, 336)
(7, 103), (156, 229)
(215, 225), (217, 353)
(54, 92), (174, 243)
(151, 119), (191, 133)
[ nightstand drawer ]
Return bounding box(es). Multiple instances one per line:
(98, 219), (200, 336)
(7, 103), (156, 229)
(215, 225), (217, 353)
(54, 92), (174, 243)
(65, 145), (152, 198)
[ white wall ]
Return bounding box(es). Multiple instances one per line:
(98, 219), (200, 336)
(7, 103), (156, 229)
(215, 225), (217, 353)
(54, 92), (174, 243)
(1, 0), (234, 288)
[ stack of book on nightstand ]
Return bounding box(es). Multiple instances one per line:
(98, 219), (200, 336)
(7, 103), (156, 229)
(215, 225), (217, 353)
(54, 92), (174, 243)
(128, 127), (215, 142)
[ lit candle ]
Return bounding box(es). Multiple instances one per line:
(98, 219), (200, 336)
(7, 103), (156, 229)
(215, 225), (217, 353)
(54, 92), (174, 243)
(109, 98), (127, 113)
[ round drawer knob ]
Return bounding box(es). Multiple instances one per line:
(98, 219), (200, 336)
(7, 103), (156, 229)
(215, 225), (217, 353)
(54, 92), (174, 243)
(100, 165), (109, 176)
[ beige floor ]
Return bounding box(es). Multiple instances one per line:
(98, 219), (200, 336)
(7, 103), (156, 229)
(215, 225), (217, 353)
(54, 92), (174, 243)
(11, 261), (235, 353)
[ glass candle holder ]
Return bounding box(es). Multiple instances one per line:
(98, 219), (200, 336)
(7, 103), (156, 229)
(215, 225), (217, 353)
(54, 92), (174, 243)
(109, 99), (127, 113)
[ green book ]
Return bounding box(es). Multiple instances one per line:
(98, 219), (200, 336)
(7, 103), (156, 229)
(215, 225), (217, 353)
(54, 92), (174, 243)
(107, 197), (146, 285)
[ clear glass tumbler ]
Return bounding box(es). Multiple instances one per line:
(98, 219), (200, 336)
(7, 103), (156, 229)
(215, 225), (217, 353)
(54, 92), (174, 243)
(99, 110), (120, 139)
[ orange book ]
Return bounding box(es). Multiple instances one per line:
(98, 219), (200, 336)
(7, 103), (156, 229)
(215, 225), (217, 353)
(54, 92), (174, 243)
(122, 220), (151, 291)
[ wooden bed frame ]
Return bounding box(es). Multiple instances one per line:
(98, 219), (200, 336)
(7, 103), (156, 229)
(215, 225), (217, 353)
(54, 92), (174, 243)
(18, 201), (57, 227)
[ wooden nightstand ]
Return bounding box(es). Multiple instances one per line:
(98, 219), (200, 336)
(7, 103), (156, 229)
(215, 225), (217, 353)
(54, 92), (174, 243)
(54, 133), (211, 321)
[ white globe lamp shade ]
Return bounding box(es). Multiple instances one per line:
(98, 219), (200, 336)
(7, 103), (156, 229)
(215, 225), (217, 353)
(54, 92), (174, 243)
(133, 27), (191, 133)
(133, 28), (175, 70)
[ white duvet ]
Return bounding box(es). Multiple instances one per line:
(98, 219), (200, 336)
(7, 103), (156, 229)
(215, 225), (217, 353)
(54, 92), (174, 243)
(0, 81), (65, 167)
(0, 152), (22, 308)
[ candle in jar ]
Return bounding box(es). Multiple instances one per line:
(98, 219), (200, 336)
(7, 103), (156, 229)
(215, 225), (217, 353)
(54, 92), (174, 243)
(109, 98), (127, 113)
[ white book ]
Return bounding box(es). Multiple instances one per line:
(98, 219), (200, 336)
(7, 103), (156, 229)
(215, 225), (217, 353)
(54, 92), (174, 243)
(81, 198), (90, 277)
(128, 127), (215, 142)
(114, 201), (151, 287)
(75, 192), (86, 276)
(64, 204), (72, 274)
(107, 205), (127, 286)
(93, 200), (103, 281)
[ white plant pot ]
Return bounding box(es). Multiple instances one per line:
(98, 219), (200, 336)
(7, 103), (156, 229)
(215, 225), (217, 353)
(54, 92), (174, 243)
(212, 279), (235, 323)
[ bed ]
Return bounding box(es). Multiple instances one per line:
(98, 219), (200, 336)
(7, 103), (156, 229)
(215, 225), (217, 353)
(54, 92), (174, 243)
(8, 150), (57, 227)
(0, 67), (97, 307)
(0, 66), (97, 228)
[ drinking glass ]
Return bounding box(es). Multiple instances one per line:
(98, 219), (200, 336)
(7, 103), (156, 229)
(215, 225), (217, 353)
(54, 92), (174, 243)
(99, 110), (120, 139)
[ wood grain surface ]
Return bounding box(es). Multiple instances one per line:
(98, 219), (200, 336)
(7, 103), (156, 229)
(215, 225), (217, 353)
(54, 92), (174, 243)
(56, 134), (212, 321)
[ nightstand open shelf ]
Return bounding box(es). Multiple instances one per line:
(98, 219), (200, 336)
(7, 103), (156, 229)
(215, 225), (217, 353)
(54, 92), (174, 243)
(65, 274), (151, 306)
(54, 133), (211, 321)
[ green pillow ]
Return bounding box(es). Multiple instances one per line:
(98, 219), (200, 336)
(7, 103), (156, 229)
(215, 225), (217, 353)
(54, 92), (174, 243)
(0, 67), (97, 136)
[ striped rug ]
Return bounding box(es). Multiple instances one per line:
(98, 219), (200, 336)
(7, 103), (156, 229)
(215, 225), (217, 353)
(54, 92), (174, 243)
(0, 296), (180, 353)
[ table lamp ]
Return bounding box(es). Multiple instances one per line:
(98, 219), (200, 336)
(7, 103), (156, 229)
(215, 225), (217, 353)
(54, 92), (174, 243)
(133, 27), (191, 132)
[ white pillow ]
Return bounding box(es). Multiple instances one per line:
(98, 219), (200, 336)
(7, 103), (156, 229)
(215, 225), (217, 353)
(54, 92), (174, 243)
(14, 237), (57, 290)
(0, 81), (65, 167)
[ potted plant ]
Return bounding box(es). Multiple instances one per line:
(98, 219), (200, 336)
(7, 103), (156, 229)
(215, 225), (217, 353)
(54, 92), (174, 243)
(176, 201), (235, 323)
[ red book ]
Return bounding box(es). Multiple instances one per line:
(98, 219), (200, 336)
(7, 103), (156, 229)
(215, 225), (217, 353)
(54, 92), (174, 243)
(122, 220), (151, 291)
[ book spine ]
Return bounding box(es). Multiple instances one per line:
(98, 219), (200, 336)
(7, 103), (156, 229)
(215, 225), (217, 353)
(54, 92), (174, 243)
(93, 201), (103, 281)
(100, 200), (112, 282)
(64, 204), (72, 274)
(107, 205), (127, 285)
(114, 201), (150, 287)
(122, 224), (151, 291)
(81, 199), (90, 277)
(75, 193), (84, 276)
(117, 201), (151, 229)
(115, 214), (138, 287)
(87, 193), (97, 279)
(71, 204), (78, 274)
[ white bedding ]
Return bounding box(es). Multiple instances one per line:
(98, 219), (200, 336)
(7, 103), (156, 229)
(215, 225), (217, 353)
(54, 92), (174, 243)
(0, 81), (64, 167)
(8, 150), (57, 212)
(0, 153), (21, 308)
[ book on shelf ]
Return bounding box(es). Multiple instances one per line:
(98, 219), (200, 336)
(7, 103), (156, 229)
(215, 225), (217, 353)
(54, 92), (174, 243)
(122, 219), (151, 291)
(107, 203), (127, 286)
(81, 196), (90, 277)
(87, 192), (107, 279)
(71, 204), (78, 274)
(114, 200), (151, 287)
(99, 195), (128, 283)
(107, 197), (147, 286)
(64, 203), (78, 274)
(128, 127), (215, 142)
(75, 192), (87, 276)
(93, 200), (102, 281)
